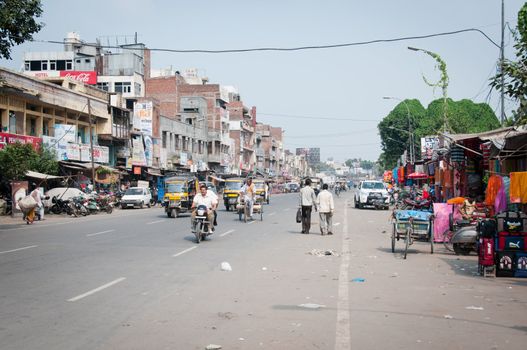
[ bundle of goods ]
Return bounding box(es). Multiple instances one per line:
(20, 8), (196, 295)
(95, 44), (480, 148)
(495, 211), (527, 277)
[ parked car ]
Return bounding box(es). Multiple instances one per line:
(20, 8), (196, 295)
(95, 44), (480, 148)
(284, 182), (300, 193)
(43, 187), (86, 210)
(353, 180), (389, 210)
(121, 187), (152, 209)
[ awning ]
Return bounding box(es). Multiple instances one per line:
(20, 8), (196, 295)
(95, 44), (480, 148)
(25, 170), (64, 180)
(146, 168), (163, 176)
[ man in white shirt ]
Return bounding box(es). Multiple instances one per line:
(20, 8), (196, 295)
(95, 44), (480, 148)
(317, 183), (335, 235)
(299, 178), (317, 234)
(191, 184), (217, 233)
(241, 178), (256, 219)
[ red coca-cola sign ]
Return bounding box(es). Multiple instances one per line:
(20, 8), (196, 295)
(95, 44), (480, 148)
(59, 71), (97, 85)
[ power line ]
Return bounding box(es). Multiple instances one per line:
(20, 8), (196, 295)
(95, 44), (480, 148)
(34, 27), (500, 54)
(258, 112), (377, 122)
(286, 128), (378, 138)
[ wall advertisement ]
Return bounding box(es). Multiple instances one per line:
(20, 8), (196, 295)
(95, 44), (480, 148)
(133, 101), (153, 136)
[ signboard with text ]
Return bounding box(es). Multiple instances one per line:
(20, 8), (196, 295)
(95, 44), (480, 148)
(0, 132), (41, 150)
(59, 71), (97, 85)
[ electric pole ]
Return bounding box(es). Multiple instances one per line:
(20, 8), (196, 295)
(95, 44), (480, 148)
(500, 0), (505, 126)
(88, 98), (95, 186)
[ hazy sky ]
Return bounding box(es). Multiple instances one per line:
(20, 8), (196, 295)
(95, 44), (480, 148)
(0, 0), (523, 162)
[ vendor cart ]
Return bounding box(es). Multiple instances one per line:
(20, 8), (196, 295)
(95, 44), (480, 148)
(392, 209), (434, 259)
(236, 195), (264, 222)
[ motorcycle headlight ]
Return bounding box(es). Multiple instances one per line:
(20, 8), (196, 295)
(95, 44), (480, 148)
(360, 194), (368, 202)
(197, 208), (205, 216)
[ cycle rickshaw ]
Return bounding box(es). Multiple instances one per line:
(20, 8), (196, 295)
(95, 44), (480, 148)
(236, 193), (264, 222)
(391, 209), (434, 259)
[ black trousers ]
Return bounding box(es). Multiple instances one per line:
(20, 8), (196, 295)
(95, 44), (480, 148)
(301, 205), (313, 233)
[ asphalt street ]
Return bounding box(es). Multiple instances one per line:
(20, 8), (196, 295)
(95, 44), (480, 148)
(0, 191), (526, 349)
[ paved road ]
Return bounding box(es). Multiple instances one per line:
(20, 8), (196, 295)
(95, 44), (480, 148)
(0, 191), (526, 349)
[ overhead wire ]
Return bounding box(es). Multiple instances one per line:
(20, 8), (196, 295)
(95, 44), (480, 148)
(258, 112), (377, 122)
(34, 28), (501, 54)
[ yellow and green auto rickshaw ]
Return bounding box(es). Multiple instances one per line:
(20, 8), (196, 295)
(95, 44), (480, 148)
(163, 176), (196, 218)
(253, 178), (270, 204)
(223, 177), (244, 211)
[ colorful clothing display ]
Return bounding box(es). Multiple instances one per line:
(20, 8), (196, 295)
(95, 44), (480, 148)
(510, 172), (527, 204)
(485, 174), (502, 206)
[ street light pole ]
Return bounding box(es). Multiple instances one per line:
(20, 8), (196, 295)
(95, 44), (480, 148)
(383, 96), (414, 164)
(87, 98), (95, 186)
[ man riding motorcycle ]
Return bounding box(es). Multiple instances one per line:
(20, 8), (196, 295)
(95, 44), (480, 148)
(191, 183), (217, 233)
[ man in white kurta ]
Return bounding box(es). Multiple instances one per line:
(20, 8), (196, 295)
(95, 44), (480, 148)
(317, 183), (334, 235)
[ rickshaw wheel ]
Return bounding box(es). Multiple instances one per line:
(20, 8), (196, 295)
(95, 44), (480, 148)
(403, 227), (411, 259)
(391, 223), (396, 253)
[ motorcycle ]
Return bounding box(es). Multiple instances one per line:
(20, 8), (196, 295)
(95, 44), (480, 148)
(50, 196), (78, 217)
(71, 196), (89, 216)
(192, 204), (214, 243)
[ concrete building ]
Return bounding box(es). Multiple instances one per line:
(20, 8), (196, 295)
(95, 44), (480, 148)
(0, 67), (112, 165)
(227, 98), (255, 175)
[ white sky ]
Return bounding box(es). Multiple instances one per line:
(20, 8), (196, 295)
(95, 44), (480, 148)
(0, 0), (523, 163)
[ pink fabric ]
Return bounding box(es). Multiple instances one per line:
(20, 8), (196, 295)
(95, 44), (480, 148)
(433, 203), (461, 242)
(494, 177), (507, 213)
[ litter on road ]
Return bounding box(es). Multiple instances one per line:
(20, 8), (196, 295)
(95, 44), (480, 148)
(307, 249), (339, 257)
(220, 262), (232, 271)
(351, 278), (366, 282)
(298, 303), (326, 309)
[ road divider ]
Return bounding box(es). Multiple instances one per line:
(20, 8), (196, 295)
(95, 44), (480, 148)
(67, 277), (126, 302)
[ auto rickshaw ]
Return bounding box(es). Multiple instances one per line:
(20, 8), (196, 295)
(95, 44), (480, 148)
(163, 176), (195, 218)
(253, 178), (269, 204)
(223, 177), (244, 211)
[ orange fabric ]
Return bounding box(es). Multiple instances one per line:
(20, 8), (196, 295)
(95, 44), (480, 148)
(447, 197), (465, 205)
(485, 175), (502, 206)
(510, 172), (527, 204)
(444, 169), (452, 188)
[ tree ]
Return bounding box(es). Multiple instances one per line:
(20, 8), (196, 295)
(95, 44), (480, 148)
(491, 3), (527, 124)
(0, 143), (58, 183)
(378, 98), (500, 169)
(0, 0), (43, 60)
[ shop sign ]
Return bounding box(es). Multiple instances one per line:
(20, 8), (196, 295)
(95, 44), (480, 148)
(0, 132), (41, 150)
(420, 136), (439, 160)
(54, 124), (77, 143)
(180, 152), (188, 166)
(131, 135), (146, 166)
(133, 101), (153, 136)
(59, 71), (97, 85)
(133, 166), (142, 175)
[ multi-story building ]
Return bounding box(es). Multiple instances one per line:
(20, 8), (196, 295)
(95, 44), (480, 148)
(0, 67), (112, 166)
(146, 69), (231, 173)
(227, 98), (255, 175)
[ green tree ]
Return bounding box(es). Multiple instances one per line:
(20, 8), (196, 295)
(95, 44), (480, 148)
(0, 0), (43, 59)
(0, 143), (58, 183)
(491, 3), (527, 124)
(378, 99), (500, 169)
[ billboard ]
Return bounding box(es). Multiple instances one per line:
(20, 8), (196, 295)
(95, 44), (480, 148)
(133, 101), (153, 136)
(0, 132), (41, 150)
(420, 136), (440, 160)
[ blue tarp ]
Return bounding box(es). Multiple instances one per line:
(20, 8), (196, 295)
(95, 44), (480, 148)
(394, 209), (433, 221)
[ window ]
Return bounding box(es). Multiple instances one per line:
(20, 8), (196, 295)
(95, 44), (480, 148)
(29, 61), (42, 71)
(24, 61), (30, 71)
(42, 61), (48, 70)
(56, 60), (66, 70)
(114, 82), (131, 93)
(50, 60), (56, 70)
(85, 59), (90, 63)
(75, 59), (81, 63)
(96, 82), (109, 91)
(66, 60), (73, 70)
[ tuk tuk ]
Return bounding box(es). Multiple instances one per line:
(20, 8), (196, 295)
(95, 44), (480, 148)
(223, 177), (244, 211)
(163, 176), (195, 218)
(253, 178), (269, 204)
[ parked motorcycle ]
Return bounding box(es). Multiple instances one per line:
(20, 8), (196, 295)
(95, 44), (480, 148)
(191, 204), (214, 243)
(71, 196), (88, 216)
(50, 196), (78, 217)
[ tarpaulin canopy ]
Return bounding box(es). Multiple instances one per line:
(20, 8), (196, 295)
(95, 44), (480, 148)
(25, 170), (64, 180)
(407, 172), (428, 179)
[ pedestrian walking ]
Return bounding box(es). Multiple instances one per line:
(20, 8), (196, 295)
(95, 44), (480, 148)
(317, 183), (334, 235)
(30, 184), (45, 221)
(299, 178), (317, 234)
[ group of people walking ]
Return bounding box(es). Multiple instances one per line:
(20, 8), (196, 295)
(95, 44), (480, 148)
(299, 178), (335, 235)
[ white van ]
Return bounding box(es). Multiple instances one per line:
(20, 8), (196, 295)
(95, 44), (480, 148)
(121, 187), (152, 209)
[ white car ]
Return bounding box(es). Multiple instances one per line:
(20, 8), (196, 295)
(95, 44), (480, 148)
(121, 187), (152, 209)
(354, 180), (389, 210)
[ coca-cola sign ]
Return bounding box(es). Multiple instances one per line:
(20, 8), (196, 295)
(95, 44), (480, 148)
(59, 71), (97, 85)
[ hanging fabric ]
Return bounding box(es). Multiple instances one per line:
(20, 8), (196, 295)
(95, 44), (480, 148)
(510, 172), (527, 204)
(485, 175), (503, 206)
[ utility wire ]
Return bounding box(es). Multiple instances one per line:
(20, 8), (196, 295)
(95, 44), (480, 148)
(286, 128), (377, 138)
(35, 28), (500, 53)
(258, 112), (377, 122)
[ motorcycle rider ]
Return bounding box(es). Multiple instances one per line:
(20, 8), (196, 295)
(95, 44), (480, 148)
(191, 183), (217, 233)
